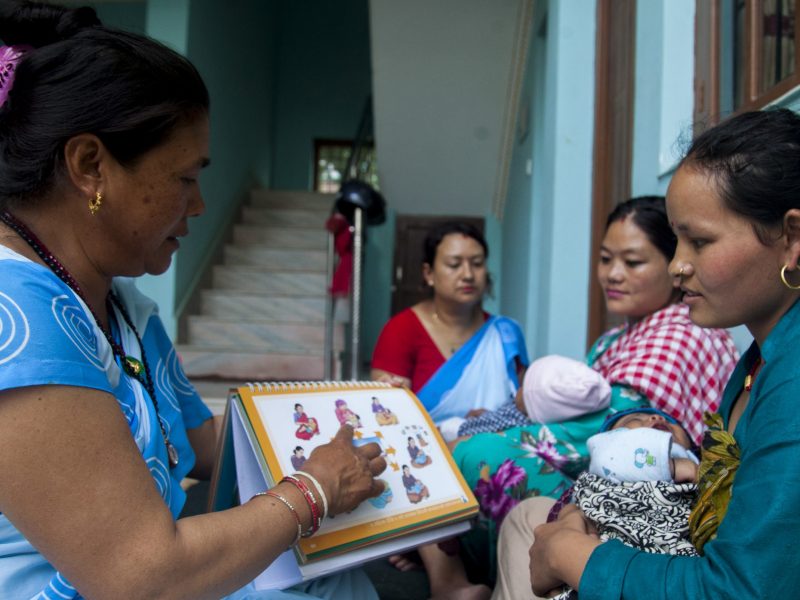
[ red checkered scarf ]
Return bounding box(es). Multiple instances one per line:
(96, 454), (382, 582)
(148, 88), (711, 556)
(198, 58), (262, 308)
(592, 303), (738, 445)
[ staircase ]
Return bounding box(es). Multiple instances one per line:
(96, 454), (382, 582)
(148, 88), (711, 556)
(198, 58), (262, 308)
(176, 190), (338, 389)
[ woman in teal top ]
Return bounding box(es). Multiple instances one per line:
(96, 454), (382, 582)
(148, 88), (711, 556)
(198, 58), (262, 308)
(513, 109), (800, 599)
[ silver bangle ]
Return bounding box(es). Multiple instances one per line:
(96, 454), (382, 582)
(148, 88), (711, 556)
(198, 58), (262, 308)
(252, 491), (301, 545)
(295, 470), (329, 519)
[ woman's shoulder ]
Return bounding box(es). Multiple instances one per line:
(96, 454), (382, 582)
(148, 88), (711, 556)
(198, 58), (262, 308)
(0, 252), (74, 306)
(381, 305), (426, 333)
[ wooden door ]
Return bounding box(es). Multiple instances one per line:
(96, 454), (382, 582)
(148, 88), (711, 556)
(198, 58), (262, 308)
(391, 215), (485, 315)
(587, 0), (636, 345)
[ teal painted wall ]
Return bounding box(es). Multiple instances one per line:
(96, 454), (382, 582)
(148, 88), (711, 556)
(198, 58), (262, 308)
(498, 2), (541, 346)
(134, 0), (278, 337)
(500, 0), (596, 360)
(631, 0), (694, 198)
(90, 2), (146, 33)
(270, 0), (373, 190)
(362, 211), (394, 361)
(177, 0), (277, 313)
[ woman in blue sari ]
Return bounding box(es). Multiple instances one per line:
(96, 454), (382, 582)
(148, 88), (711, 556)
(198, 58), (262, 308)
(371, 222), (528, 600)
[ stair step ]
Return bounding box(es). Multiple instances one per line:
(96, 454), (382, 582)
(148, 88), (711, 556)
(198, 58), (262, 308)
(242, 206), (329, 228)
(200, 290), (327, 321)
(222, 245), (327, 270)
(232, 224), (327, 249)
(186, 316), (341, 351)
(177, 346), (325, 380)
(211, 266), (327, 294)
(249, 189), (335, 211)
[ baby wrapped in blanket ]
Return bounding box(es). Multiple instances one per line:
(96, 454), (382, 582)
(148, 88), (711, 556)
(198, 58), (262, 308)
(551, 407), (699, 600)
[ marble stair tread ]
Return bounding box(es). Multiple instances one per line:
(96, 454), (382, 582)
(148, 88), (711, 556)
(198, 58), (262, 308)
(211, 266), (327, 294)
(249, 189), (335, 210)
(199, 290), (326, 321)
(222, 245), (327, 270)
(242, 206), (329, 228)
(232, 224), (327, 249)
(186, 315), (336, 351)
(177, 345), (325, 380)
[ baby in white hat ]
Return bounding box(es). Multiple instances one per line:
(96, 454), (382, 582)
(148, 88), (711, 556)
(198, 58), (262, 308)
(517, 355), (612, 423)
(440, 355), (613, 442)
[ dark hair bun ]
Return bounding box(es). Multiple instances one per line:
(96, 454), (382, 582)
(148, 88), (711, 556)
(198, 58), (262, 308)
(0, 1), (100, 47)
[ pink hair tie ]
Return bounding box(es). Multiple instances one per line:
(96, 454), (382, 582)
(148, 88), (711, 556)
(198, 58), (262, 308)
(0, 45), (33, 109)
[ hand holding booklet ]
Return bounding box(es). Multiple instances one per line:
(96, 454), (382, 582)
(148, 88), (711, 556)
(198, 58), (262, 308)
(209, 380), (479, 590)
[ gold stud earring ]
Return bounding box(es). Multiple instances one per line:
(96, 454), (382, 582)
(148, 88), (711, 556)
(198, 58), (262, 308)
(89, 191), (102, 216)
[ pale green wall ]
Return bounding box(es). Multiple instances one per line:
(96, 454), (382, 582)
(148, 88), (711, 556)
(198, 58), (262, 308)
(631, 0), (694, 198)
(499, 0), (596, 360)
(177, 0), (277, 308)
(498, 2), (540, 343)
(270, 0), (373, 190)
(90, 2), (146, 32)
(132, 0), (278, 337)
(362, 212), (395, 360)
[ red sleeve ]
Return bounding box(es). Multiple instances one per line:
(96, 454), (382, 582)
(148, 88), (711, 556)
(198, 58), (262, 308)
(371, 308), (445, 392)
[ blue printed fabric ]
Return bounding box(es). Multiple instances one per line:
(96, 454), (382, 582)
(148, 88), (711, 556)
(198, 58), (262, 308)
(457, 402), (531, 437)
(0, 248), (212, 599)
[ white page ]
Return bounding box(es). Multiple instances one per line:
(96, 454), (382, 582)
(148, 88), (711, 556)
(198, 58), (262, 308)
(231, 399), (304, 590)
(231, 397), (473, 590)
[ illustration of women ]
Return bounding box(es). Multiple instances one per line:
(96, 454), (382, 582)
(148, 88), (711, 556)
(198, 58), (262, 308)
(290, 446), (307, 471)
(402, 465), (430, 504)
(293, 403), (320, 440)
(407, 436), (432, 467)
(334, 399), (362, 428)
(371, 396), (399, 426)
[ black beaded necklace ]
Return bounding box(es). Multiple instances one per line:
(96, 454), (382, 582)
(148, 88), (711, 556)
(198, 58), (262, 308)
(0, 210), (179, 468)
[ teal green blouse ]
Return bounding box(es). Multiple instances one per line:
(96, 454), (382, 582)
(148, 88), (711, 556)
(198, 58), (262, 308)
(580, 298), (800, 599)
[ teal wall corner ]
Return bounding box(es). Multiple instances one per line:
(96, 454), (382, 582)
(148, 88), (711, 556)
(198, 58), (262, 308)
(631, 0), (695, 199)
(270, 0), (373, 190)
(502, 0), (596, 360)
(89, 1), (147, 33)
(483, 212), (502, 316)
(499, 2), (540, 349)
(362, 209), (396, 361)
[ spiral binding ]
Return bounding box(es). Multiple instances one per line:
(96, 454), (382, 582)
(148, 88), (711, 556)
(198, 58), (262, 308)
(245, 380), (393, 394)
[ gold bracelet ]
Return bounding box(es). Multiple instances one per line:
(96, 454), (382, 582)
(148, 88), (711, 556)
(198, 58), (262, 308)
(252, 491), (301, 545)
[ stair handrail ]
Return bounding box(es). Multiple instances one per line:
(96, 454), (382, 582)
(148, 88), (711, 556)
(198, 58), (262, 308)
(324, 96), (380, 380)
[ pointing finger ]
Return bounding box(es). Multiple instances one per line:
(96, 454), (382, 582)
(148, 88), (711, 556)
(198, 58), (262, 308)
(334, 424), (354, 444)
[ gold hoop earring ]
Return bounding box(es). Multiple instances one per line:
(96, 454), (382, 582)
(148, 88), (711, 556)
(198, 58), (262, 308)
(780, 264), (800, 290)
(89, 192), (103, 216)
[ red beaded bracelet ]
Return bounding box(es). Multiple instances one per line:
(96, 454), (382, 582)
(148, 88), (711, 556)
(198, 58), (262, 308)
(282, 475), (322, 537)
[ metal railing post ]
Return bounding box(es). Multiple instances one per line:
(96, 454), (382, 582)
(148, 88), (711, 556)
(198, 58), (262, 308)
(349, 207), (364, 380)
(323, 230), (335, 380)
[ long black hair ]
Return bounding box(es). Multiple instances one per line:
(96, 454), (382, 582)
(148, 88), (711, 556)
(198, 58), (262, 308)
(0, 1), (209, 206)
